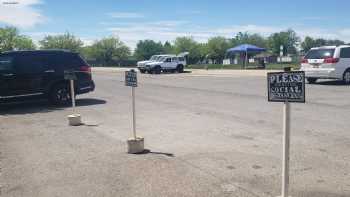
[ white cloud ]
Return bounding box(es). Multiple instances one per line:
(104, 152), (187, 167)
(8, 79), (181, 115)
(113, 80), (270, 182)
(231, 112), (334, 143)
(0, 0), (45, 28)
(107, 12), (144, 19)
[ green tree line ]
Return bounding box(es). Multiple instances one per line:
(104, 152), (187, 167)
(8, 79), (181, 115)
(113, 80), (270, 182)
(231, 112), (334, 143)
(1, 26), (348, 65)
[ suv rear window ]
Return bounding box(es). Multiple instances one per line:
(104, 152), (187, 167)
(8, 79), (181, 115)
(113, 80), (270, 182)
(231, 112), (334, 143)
(305, 49), (335, 59)
(340, 48), (350, 58)
(0, 55), (13, 71)
(48, 53), (86, 69)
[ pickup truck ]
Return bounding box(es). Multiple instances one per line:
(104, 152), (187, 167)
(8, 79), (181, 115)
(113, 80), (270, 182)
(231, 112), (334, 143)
(137, 55), (187, 74)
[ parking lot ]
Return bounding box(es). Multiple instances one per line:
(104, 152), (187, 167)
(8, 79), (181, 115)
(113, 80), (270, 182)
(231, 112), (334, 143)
(1, 69), (349, 197)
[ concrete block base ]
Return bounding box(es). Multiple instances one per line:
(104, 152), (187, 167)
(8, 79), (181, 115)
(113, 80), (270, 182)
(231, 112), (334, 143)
(127, 137), (144, 154)
(67, 114), (82, 126)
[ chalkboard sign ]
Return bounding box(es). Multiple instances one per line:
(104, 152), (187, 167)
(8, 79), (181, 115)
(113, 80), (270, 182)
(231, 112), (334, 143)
(125, 70), (137, 87)
(267, 71), (305, 103)
(64, 70), (77, 80)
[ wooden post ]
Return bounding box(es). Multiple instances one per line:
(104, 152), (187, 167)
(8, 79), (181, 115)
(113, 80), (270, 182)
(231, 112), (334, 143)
(281, 101), (291, 197)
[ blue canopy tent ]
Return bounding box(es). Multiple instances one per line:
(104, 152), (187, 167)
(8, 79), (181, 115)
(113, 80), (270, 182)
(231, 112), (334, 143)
(226, 44), (266, 68)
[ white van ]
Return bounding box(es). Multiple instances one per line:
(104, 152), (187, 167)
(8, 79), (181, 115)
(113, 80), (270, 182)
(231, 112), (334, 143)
(300, 45), (350, 84)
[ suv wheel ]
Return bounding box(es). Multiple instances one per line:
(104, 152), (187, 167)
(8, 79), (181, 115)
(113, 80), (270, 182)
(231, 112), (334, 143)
(152, 66), (161, 74)
(177, 65), (184, 73)
(343, 69), (350, 84)
(49, 83), (71, 105)
(307, 78), (317, 84)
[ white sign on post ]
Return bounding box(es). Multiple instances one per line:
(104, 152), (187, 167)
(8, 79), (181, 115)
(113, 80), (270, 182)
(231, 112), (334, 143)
(125, 70), (137, 87)
(125, 70), (138, 139)
(267, 70), (305, 197)
(125, 69), (144, 154)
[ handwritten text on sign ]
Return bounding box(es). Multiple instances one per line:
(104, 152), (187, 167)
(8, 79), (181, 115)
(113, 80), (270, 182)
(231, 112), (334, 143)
(268, 71), (305, 103)
(125, 70), (137, 87)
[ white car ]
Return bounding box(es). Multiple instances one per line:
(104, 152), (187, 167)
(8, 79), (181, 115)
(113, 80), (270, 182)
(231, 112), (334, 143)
(138, 55), (187, 74)
(300, 45), (350, 84)
(136, 55), (161, 68)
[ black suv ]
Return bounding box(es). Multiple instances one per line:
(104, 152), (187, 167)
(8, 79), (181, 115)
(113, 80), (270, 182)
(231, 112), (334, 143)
(0, 50), (95, 105)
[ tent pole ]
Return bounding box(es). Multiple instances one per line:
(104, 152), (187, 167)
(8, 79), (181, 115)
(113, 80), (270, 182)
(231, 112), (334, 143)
(245, 50), (248, 69)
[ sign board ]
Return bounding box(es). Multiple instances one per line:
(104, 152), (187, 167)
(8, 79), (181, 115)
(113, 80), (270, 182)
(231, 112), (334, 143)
(64, 70), (77, 80)
(267, 71), (305, 103)
(125, 70), (137, 87)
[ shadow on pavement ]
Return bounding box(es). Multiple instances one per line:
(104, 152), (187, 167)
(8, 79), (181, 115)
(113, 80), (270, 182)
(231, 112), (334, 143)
(0, 98), (106, 115)
(135, 149), (175, 157)
(76, 98), (107, 106)
(315, 80), (348, 86)
(148, 70), (192, 75)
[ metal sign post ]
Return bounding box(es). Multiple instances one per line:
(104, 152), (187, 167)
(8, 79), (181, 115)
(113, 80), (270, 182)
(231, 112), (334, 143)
(267, 70), (305, 197)
(125, 69), (138, 139)
(70, 79), (76, 110)
(125, 69), (144, 154)
(282, 100), (290, 197)
(131, 85), (136, 139)
(64, 71), (81, 126)
(64, 71), (77, 109)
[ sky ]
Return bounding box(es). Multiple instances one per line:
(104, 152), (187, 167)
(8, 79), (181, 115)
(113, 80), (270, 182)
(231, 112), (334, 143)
(1, 0), (350, 49)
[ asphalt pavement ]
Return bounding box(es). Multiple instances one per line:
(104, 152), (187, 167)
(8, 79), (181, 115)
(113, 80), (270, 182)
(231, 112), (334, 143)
(1, 69), (349, 197)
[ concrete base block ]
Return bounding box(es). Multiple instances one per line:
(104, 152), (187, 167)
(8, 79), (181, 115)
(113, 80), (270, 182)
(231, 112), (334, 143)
(127, 137), (144, 154)
(67, 114), (82, 126)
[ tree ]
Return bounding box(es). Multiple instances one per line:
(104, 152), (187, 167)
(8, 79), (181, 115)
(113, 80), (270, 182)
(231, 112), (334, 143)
(173, 37), (201, 64)
(301, 37), (326, 52)
(207, 36), (230, 63)
(268, 29), (300, 55)
(197, 43), (209, 63)
(89, 37), (130, 65)
(326, 39), (345, 46)
(134, 40), (164, 60)
(163, 41), (174, 54)
(231, 32), (267, 48)
(0, 27), (36, 52)
(301, 36), (316, 52)
(15, 36), (36, 50)
(39, 32), (83, 52)
(301, 37), (346, 52)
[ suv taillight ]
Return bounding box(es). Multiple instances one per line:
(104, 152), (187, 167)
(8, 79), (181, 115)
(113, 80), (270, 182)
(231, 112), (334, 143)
(301, 59), (308, 63)
(80, 65), (91, 73)
(324, 58), (339, 64)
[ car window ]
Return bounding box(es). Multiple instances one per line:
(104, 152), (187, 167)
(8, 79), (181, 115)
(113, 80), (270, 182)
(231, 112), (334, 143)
(15, 54), (50, 74)
(305, 49), (335, 59)
(171, 57), (177, 62)
(166, 58), (171, 62)
(0, 55), (14, 71)
(178, 57), (185, 61)
(340, 48), (350, 58)
(47, 53), (85, 70)
(150, 55), (158, 61)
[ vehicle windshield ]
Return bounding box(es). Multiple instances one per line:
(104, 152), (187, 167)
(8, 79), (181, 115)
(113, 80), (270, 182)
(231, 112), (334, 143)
(305, 49), (335, 59)
(157, 56), (169, 62)
(149, 55), (159, 61)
